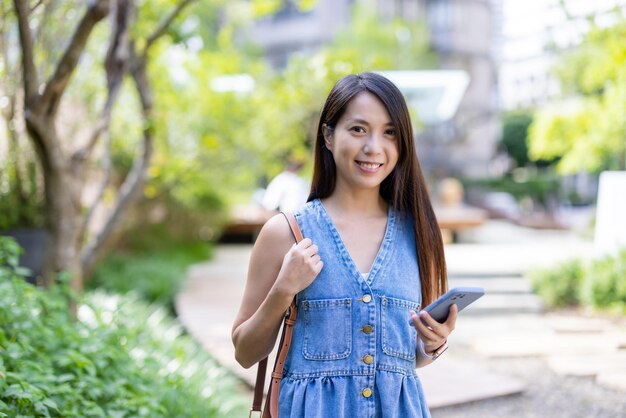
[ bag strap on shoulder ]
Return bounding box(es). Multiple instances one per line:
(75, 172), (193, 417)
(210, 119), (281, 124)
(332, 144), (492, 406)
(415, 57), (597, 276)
(251, 212), (302, 418)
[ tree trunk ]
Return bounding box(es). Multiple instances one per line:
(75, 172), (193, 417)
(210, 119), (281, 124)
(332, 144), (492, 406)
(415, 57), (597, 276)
(39, 141), (84, 295)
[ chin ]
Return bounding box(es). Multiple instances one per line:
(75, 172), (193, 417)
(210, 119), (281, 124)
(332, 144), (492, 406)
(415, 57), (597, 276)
(354, 179), (385, 190)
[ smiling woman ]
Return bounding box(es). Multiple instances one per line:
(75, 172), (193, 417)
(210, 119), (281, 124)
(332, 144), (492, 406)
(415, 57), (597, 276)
(232, 72), (454, 418)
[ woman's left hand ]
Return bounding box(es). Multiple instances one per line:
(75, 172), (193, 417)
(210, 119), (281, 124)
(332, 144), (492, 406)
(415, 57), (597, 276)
(410, 304), (458, 355)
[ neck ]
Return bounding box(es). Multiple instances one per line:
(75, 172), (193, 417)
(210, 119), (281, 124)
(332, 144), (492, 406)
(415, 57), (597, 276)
(322, 183), (387, 218)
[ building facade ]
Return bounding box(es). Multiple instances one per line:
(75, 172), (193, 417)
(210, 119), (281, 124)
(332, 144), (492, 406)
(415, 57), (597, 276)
(498, 0), (626, 111)
(415, 0), (500, 178)
(249, 0), (501, 179)
(248, 0), (354, 69)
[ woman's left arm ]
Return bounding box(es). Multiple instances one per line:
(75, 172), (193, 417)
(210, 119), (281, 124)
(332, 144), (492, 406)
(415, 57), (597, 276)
(411, 304), (458, 368)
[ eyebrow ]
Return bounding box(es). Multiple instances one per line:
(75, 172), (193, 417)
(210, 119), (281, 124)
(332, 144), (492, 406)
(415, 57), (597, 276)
(347, 118), (394, 126)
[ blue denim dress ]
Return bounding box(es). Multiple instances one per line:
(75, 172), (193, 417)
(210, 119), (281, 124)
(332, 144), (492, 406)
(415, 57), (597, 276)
(279, 199), (431, 418)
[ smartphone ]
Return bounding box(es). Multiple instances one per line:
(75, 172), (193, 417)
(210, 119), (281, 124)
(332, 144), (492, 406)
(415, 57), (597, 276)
(412, 287), (485, 324)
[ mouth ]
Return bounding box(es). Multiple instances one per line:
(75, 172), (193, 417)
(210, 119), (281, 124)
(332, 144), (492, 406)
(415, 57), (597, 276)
(355, 161), (383, 172)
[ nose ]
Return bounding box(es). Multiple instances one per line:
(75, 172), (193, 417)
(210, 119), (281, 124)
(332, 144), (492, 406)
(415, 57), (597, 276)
(363, 133), (383, 155)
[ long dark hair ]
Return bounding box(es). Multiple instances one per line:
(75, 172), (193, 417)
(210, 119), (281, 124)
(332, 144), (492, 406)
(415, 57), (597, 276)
(309, 72), (447, 306)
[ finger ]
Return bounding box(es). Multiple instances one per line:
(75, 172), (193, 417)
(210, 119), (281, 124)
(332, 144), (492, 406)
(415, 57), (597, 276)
(418, 310), (442, 328)
(310, 254), (321, 264)
(296, 238), (312, 249)
(417, 311), (449, 339)
(304, 244), (319, 257)
(313, 260), (324, 274)
(410, 310), (420, 328)
(411, 311), (448, 349)
(445, 304), (458, 330)
(415, 325), (440, 346)
(410, 311), (439, 340)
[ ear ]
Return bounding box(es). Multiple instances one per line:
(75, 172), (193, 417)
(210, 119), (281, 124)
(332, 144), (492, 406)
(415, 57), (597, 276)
(322, 124), (333, 151)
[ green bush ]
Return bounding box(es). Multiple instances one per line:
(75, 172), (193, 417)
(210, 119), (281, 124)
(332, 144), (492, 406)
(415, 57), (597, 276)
(501, 111), (534, 168)
(0, 236), (31, 280)
(582, 249), (626, 313)
(462, 172), (560, 210)
(88, 243), (209, 310)
(0, 237), (248, 417)
(88, 224), (212, 310)
(530, 258), (585, 308)
(530, 250), (626, 313)
(0, 157), (44, 230)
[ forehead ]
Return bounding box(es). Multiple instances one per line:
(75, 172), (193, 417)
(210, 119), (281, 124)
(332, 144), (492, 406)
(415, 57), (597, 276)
(340, 92), (392, 124)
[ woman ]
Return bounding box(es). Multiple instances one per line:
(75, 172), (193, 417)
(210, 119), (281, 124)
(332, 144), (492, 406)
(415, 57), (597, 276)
(232, 72), (457, 417)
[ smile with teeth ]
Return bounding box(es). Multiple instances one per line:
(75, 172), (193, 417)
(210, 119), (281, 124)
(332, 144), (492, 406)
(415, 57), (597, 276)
(356, 161), (383, 171)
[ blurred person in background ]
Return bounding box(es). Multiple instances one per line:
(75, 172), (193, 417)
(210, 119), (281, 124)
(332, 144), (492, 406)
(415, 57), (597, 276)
(261, 159), (309, 212)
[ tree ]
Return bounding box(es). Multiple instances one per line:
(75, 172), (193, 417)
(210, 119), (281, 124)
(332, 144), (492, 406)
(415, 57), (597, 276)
(0, 0), (45, 230)
(501, 112), (533, 168)
(528, 11), (626, 174)
(134, 0), (435, 211)
(8, 0), (198, 297)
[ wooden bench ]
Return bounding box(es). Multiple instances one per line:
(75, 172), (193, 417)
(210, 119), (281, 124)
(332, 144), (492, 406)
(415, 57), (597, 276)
(220, 205), (276, 242)
(434, 204), (488, 243)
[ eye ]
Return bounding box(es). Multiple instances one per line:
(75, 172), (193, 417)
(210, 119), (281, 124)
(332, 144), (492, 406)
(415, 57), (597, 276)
(350, 126), (366, 134)
(385, 128), (396, 136)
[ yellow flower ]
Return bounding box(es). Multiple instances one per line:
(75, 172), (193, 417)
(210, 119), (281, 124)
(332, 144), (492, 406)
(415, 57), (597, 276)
(144, 185), (157, 198)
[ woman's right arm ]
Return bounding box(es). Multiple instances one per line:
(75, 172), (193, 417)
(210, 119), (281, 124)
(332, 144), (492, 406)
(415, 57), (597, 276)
(231, 213), (323, 369)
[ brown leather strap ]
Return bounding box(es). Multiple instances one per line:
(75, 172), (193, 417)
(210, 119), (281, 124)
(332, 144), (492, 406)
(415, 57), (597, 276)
(251, 212), (303, 418)
(282, 211), (304, 243)
(251, 357), (267, 414)
(268, 302), (297, 415)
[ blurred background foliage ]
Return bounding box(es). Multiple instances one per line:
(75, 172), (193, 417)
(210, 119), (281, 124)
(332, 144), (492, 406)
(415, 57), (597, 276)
(100, 0), (436, 228)
(528, 19), (626, 174)
(89, 0), (437, 300)
(501, 112), (535, 169)
(531, 249), (626, 314)
(464, 110), (562, 218)
(2, 1), (625, 237)
(0, 0), (440, 298)
(475, 15), (626, 216)
(0, 0), (436, 246)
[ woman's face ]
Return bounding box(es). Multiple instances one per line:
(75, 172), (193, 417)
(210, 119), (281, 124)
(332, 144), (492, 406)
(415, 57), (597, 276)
(324, 92), (399, 194)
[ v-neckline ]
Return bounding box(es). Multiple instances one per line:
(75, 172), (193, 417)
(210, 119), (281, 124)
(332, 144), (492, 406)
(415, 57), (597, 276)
(316, 199), (395, 285)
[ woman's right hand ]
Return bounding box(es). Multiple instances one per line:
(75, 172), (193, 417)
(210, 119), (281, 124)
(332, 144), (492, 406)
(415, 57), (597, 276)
(273, 238), (324, 297)
(232, 214), (323, 368)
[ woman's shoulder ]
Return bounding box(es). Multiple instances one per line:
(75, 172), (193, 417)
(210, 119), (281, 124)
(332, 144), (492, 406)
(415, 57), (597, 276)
(258, 213), (295, 246)
(248, 214), (297, 267)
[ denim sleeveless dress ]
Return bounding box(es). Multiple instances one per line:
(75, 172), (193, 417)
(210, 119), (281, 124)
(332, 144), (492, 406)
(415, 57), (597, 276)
(279, 199), (431, 418)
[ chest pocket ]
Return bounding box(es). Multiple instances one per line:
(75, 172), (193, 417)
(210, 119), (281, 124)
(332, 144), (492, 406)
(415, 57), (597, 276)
(381, 296), (420, 361)
(302, 298), (352, 360)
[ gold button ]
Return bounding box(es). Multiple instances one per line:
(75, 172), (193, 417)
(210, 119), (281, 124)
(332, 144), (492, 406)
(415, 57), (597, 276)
(362, 325), (373, 334)
(363, 355), (374, 365)
(362, 294), (372, 303)
(362, 388), (373, 398)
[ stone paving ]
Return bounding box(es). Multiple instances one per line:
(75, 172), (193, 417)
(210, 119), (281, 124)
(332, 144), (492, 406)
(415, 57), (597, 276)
(174, 220), (626, 413)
